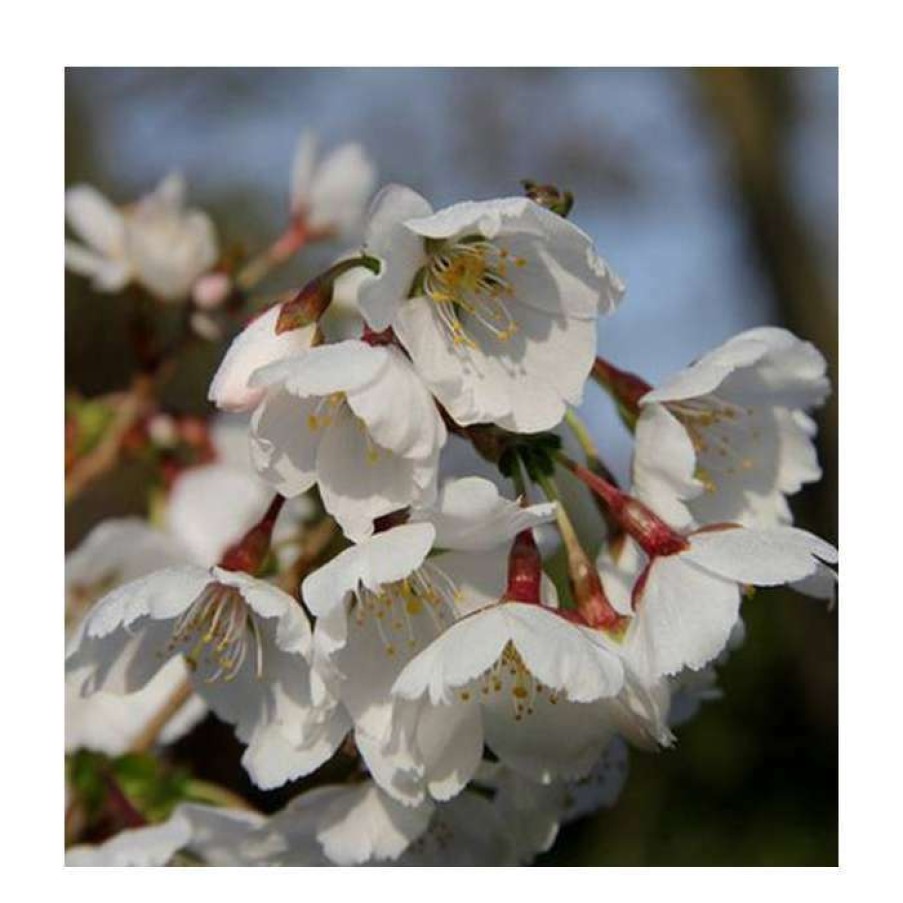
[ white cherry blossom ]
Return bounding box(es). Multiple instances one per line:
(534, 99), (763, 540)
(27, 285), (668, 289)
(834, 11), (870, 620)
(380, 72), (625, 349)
(391, 585), (629, 784)
(64, 434), (299, 757)
(356, 185), (624, 432)
(65, 173), (218, 301)
(633, 327), (830, 530)
(65, 520), (208, 755)
(66, 564), (346, 789)
(388, 533), (660, 785)
(248, 339), (447, 540)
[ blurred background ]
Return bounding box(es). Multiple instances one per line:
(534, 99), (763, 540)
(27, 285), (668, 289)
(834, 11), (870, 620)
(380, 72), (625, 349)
(65, 68), (837, 865)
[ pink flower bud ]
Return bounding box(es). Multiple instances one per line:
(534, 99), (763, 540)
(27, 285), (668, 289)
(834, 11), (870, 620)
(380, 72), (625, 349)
(192, 271), (232, 310)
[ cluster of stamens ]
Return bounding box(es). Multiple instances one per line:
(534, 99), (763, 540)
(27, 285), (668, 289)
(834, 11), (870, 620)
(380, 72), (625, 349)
(305, 392), (344, 432)
(167, 583), (262, 682)
(352, 564), (459, 657)
(667, 396), (761, 493)
(306, 392), (383, 464)
(464, 641), (559, 720)
(421, 238), (525, 349)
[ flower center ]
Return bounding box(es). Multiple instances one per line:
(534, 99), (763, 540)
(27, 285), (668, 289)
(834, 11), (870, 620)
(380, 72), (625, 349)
(305, 393), (384, 464)
(667, 396), (761, 493)
(468, 641), (559, 720)
(305, 392), (345, 432)
(352, 564), (459, 657)
(167, 583), (262, 682)
(420, 239), (524, 349)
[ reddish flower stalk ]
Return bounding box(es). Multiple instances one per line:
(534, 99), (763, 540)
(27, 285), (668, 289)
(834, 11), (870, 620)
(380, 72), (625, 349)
(219, 494), (286, 574)
(268, 218), (312, 265)
(558, 454), (688, 558)
(554, 503), (628, 633)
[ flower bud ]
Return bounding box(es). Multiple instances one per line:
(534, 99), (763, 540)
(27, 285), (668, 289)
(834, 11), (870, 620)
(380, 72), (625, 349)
(521, 180), (574, 217)
(276, 255), (379, 334)
(192, 271), (232, 310)
(592, 358), (652, 426)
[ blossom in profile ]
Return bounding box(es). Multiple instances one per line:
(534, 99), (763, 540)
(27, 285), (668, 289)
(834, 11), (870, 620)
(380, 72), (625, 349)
(356, 185), (624, 433)
(623, 525), (837, 681)
(65, 173), (218, 301)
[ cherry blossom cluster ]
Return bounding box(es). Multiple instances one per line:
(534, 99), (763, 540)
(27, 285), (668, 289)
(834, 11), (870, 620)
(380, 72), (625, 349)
(64, 132), (837, 866)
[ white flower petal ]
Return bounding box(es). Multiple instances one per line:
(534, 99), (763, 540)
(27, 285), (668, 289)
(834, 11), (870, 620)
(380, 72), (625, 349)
(208, 306), (317, 412)
(392, 607), (512, 705)
(482, 689), (616, 783)
(66, 815), (192, 866)
(250, 340), (388, 396)
(415, 698), (484, 801)
(65, 184), (125, 256)
(77, 565), (210, 639)
(685, 526), (837, 586)
(412, 476), (556, 552)
(632, 404), (702, 531)
(315, 784), (433, 865)
(628, 555), (741, 679)
(315, 403), (431, 540)
(65, 241), (130, 291)
(250, 388), (319, 497)
(357, 184), (432, 331)
(302, 522), (435, 617)
(345, 346), (446, 460)
(307, 142), (376, 234)
(165, 464), (272, 567)
(65, 656), (207, 755)
(503, 603), (624, 703)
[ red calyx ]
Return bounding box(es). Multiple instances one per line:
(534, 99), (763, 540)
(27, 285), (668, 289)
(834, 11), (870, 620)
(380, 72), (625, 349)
(218, 495), (286, 574)
(361, 325), (397, 347)
(504, 530), (544, 605)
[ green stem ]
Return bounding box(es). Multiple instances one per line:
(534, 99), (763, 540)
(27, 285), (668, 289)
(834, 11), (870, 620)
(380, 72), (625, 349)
(533, 469), (561, 503)
(509, 454), (530, 501)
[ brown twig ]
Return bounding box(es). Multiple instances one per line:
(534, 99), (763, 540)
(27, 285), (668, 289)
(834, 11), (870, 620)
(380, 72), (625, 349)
(128, 677), (194, 755)
(65, 375), (156, 503)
